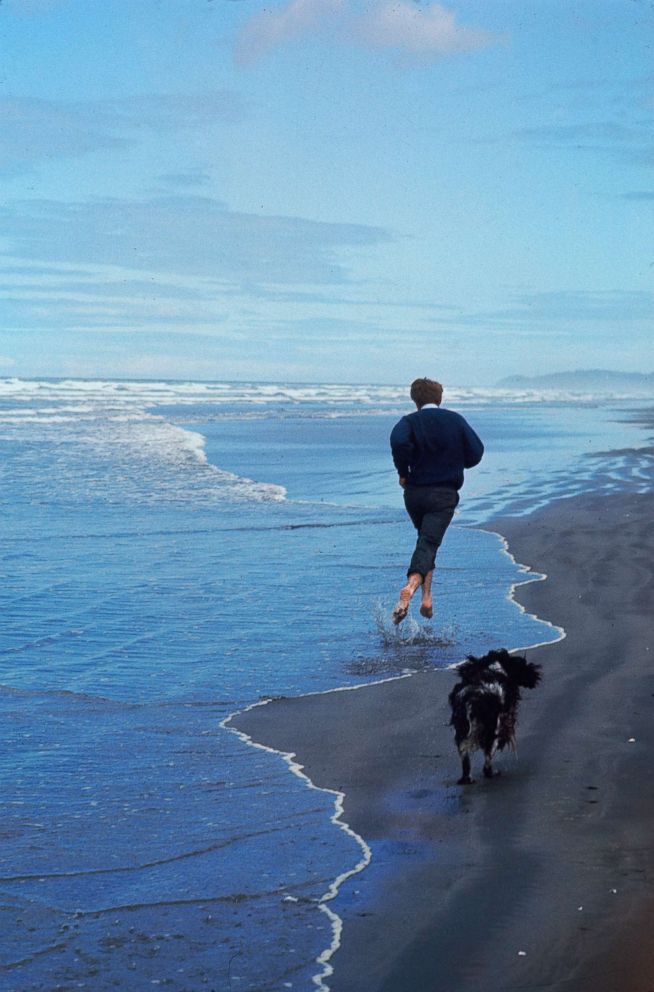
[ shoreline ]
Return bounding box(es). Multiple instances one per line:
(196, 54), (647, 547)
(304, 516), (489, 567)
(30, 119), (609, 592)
(478, 522), (567, 653)
(232, 487), (654, 991)
(220, 702), (373, 992)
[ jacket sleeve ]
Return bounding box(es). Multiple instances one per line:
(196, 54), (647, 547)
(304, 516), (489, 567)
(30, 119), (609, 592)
(461, 418), (484, 468)
(390, 417), (414, 478)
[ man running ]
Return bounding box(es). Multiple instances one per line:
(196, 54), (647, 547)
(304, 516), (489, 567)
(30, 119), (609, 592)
(390, 377), (484, 624)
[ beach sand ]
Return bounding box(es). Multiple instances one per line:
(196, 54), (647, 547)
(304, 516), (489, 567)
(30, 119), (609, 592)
(232, 489), (654, 991)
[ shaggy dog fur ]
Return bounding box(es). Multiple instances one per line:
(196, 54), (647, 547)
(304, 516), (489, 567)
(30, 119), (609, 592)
(449, 649), (542, 784)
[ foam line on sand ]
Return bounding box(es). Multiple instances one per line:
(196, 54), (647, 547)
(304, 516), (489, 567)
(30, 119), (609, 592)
(483, 525), (567, 652)
(220, 701), (372, 992)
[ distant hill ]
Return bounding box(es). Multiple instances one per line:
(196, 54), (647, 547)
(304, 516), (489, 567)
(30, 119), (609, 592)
(496, 370), (654, 393)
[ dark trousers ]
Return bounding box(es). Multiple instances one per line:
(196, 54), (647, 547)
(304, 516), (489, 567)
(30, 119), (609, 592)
(403, 485), (459, 578)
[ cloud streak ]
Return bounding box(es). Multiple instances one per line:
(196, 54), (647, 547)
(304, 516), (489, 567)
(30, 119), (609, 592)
(439, 289), (654, 328)
(236, 0), (497, 66)
(0, 93), (244, 173)
(513, 119), (654, 166)
(0, 195), (390, 286)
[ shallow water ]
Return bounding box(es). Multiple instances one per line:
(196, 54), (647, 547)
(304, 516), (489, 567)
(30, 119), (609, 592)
(0, 379), (650, 990)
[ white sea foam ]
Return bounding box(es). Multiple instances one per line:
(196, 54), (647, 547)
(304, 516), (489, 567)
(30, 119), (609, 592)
(1, 376), (650, 412)
(0, 386), (287, 505)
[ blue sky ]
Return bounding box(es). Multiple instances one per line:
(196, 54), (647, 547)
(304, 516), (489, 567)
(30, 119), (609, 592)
(0, 0), (652, 384)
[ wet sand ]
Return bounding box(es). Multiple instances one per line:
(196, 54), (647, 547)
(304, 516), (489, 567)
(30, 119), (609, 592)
(232, 489), (654, 992)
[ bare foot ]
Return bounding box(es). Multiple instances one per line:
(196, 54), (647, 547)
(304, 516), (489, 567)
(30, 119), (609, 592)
(392, 594), (411, 625)
(391, 575), (421, 625)
(420, 601), (433, 619)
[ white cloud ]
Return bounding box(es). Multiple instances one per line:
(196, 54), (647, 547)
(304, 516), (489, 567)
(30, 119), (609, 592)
(236, 0), (346, 66)
(236, 0), (497, 66)
(356, 2), (495, 59)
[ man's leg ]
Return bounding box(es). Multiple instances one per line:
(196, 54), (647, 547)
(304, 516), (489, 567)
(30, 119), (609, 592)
(392, 572), (422, 625)
(409, 508), (454, 576)
(392, 490), (425, 624)
(392, 487), (457, 625)
(420, 570), (433, 619)
(406, 510), (454, 619)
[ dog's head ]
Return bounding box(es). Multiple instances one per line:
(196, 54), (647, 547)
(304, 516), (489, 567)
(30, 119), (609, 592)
(455, 649), (541, 689)
(491, 649), (541, 689)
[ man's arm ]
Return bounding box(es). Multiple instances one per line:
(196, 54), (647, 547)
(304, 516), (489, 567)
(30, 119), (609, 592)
(461, 419), (484, 468)
(390, 417), (415, 480)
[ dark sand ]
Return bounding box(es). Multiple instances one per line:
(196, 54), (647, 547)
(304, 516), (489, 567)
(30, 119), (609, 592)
(232, 490), (654, 991)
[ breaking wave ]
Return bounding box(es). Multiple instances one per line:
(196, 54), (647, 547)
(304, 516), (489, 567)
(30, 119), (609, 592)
(0, 381), (287, 506)
(1, 376), (650, 415)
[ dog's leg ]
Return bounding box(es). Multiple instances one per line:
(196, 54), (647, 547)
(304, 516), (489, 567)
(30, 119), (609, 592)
(483, 750), (500, 779)
(458, 752), (473, 785)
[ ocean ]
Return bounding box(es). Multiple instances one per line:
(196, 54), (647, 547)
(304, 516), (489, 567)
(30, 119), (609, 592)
(0, 379), (651, 991)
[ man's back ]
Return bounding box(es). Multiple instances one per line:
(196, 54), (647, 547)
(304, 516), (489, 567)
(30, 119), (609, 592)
(390, 406), (484, 490)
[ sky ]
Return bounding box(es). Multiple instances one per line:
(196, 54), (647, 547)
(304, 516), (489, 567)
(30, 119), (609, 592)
(0, 0), (652, 385)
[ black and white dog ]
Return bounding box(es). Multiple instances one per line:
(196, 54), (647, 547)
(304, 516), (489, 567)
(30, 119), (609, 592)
(449, 649), (542, 785)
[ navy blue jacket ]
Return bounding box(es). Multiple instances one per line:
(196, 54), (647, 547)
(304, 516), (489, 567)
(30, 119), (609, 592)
(390, 406), (484, 490)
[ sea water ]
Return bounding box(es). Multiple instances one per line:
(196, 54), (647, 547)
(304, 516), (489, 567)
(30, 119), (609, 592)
(0, 379), (651, 991)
